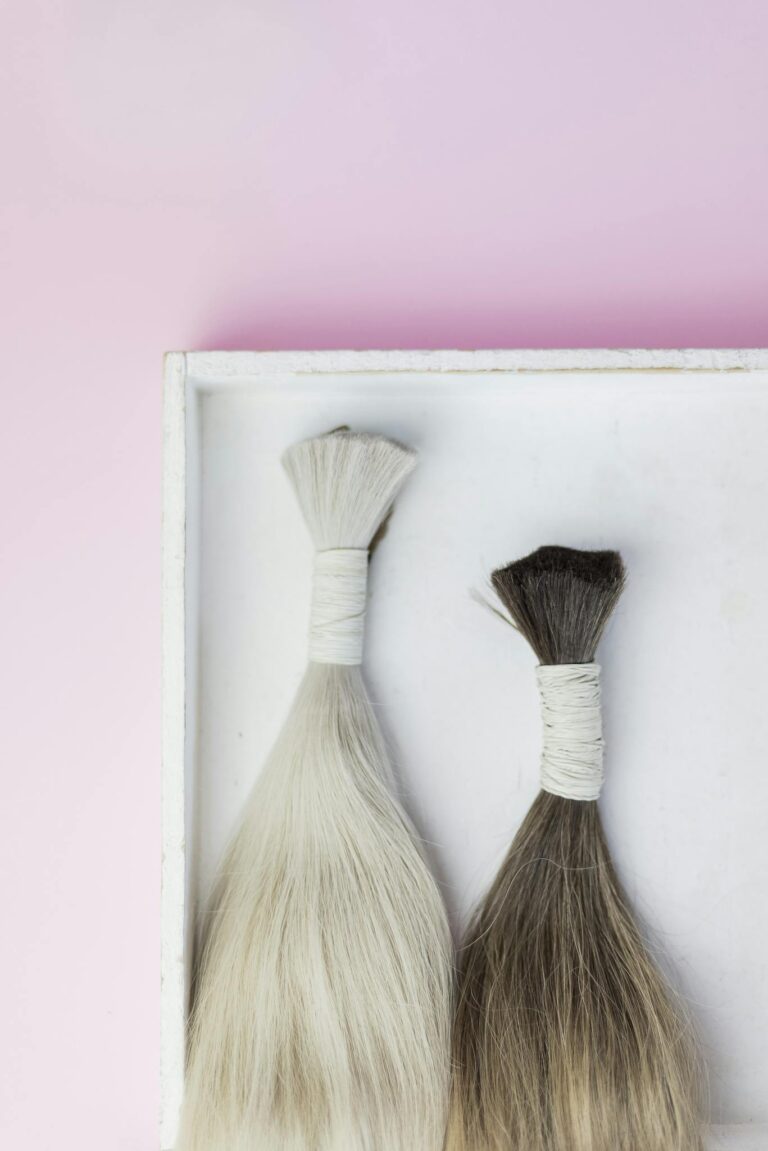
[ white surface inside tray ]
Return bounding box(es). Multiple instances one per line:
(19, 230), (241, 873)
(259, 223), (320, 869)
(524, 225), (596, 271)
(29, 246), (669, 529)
(185, 363), (768, 1132)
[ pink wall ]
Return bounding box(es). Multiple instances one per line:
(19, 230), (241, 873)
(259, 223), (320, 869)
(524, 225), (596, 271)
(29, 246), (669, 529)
(1, 2), (766, 1147)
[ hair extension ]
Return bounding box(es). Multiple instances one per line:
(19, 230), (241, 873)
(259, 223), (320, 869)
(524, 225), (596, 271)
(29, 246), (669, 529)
(178, 430), (452, 1151)
(449, 546), (702, 1151)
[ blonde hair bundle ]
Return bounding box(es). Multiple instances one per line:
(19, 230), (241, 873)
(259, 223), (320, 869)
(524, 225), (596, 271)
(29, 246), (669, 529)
(449, 546), (703, 1151)
(178, 430), (452, 1151)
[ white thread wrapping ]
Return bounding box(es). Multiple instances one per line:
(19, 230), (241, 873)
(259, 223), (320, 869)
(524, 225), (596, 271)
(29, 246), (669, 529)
(536, 663), (604, 801)
(309, 548), (369, 666)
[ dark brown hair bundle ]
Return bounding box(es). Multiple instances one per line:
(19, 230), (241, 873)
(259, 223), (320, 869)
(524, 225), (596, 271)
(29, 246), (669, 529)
(448, 545), (703, 1151)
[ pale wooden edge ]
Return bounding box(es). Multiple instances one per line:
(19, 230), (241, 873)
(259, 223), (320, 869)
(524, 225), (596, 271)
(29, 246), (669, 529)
(160, 348), (768, 1148)
(161, 351), (187, 1150)
(160, 1126), (766, 1151)
(159, 1123), (767, 1151)
(182, 348), (768, 380)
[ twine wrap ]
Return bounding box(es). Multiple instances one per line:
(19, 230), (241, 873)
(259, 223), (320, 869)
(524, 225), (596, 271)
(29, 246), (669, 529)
(309, 548), (369, 666)
(536, 662), (604, 801)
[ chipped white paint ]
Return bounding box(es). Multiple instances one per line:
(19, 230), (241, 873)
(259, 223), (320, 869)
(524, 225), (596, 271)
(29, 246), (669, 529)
(161, 349), (768, 1151)
(185, 348), (768, 382)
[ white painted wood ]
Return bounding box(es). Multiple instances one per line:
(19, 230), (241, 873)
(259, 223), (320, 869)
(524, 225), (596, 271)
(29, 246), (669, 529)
(160, 352), (188, 1151)
(161, 350), (768, 1151)
(707, 1126), (768, 1150)
(184, 348), (768, 381)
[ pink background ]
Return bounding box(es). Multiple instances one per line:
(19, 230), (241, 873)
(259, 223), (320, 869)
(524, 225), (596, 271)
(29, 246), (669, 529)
(1, 2), (767, 1147)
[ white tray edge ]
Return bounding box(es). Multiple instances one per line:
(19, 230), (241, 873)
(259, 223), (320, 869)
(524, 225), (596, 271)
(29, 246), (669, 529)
(161, 351), (187, 1149)
(181, 347), (768, 382)
(160, 1125), (767, 1151)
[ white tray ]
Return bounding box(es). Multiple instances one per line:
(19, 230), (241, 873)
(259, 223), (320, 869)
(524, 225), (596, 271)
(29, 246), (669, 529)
(162, 350), (768, 1151)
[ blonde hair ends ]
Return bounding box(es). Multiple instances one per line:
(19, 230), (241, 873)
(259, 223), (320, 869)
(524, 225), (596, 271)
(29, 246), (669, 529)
(178, 431), (452, 1151)
(448, 546), (703, 1151)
